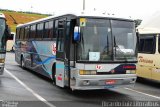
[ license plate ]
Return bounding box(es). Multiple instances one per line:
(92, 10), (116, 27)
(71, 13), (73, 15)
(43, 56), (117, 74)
(105, 80), (116, 85)
(104, 85), (114, 89)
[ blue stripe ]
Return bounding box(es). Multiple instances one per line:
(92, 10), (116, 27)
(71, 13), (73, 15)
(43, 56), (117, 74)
(56, 64), (65, 68)
(35, 56), (56, 65)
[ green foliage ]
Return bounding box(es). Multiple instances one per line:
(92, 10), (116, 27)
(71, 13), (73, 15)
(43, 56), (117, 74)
(0, 9), (49, 32)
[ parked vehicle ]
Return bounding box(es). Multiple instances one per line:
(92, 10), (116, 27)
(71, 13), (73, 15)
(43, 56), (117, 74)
(15, 13), (137, 90)
(0, 13), (12, 75)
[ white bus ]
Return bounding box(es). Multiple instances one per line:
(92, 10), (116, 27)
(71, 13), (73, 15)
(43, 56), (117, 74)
(0, 13), (11, 75)
(15, 13), (137, 90)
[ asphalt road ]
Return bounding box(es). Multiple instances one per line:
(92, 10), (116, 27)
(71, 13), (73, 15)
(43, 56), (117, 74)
(0, 52), (160, 107)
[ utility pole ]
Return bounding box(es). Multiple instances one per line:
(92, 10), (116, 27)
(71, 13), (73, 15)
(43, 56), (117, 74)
(83, 0), (85, 11)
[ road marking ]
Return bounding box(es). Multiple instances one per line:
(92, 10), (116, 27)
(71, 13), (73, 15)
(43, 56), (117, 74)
(4, 68), (56, 107)
(125, 88), (160, 100)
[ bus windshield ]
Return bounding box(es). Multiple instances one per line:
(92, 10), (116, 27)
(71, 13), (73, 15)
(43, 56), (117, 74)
(77, 18), (137, 62)
(0, 19), (6, 51)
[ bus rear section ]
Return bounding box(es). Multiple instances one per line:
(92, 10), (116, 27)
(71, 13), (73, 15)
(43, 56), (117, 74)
(15, 14), (137, 90)
(137, 28), (160, 81)
(0, 13), (11, 75)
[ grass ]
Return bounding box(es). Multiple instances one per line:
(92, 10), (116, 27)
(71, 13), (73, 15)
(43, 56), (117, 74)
(0, 10), (48, 32)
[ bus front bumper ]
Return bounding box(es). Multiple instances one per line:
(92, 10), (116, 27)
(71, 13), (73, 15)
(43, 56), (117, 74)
(0, 63), (4, 75)
(70, 74), (137, 90)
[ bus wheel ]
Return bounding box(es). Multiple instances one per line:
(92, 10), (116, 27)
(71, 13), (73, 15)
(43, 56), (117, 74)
(21, 56), (25, 68)
(52, 63), (56, 84)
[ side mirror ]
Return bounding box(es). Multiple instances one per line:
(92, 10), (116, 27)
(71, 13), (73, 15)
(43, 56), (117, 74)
(73, 26), (80, 42)
(134, 19), (142, 28)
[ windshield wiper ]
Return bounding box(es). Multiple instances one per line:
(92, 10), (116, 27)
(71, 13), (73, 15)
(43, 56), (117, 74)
(107, 35), (109, 54)
(114, 36), (117, 58)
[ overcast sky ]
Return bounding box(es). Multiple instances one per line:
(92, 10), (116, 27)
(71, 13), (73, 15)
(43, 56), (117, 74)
(0, 0), (160, 20)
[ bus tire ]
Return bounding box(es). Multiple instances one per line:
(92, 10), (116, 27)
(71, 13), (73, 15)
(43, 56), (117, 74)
(52, 63), (56, 84)
(21, 55), (25, 68)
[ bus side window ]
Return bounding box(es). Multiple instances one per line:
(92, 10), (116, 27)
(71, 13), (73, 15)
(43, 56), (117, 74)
(30, 25), (36, 39)
(20, 27), (25, 40)
(57, 30), (64, 51)
(138, 35), (156, 54)
(16, 28), (20, 40)
(57, 20), (65, 52)
(36, 23), (44, 39)
(44, 21), (53, 39)
(158, 36), (160, 53)
(24, 26), (30, 40)
(54, 20), (58, 38)
(49, 21), (53, 38)
(44, 22), (49, 38)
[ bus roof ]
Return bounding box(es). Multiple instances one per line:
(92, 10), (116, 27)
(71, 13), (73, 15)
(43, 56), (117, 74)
(138, 27), (160, 34)
(17, 12), (133, 28)
(0, 13), (5, 18)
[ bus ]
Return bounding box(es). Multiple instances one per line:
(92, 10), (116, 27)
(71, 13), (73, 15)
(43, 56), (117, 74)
(0, 13), (11, 75)
(15, 13), (137, 90)
(137, 27), (160, 81)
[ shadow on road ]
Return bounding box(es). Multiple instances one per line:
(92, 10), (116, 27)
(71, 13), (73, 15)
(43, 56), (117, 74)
(137, 77), (160, 89)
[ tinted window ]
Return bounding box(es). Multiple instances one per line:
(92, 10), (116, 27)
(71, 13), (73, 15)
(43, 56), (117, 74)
(44, 21), (53, 38)
(54, 20), (58, 38)
(158, 36), (160, 53)
(138, 35), (156, 54)
(57, 20), (65, 51)
(24, 26), (30, 39)
(77, 19), (112, 61)
(20, 27), (25, 40)
(111, 20), (136, 60)
(30, 25), (36, 39)
(36, 23), (44, 39)
(16, 28), (20, 39)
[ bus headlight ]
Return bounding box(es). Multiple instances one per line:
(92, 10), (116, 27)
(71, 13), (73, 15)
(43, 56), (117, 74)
(126, 70), (136, 74)
(79, 70), (97, 75)
(0, 59), (5, 63)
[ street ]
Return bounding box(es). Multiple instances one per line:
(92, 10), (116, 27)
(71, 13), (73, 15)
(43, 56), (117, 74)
(0, 52), (160, 107)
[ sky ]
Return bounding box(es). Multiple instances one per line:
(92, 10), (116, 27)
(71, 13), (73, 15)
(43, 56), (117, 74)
(0, 0), (160, 20)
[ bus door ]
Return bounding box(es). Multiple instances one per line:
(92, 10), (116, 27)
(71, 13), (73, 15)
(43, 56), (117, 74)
(55, 18), (68, 87)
